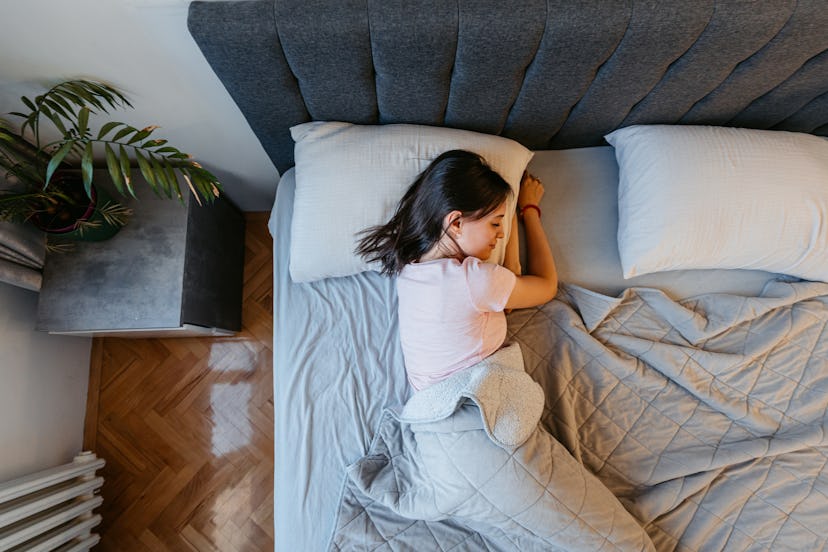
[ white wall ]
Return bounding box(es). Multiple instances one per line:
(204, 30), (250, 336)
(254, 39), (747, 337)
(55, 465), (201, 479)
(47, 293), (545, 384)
(0, 282), (91, 482)
(0, 0), (272, 481)
(0, 0), (279, 211)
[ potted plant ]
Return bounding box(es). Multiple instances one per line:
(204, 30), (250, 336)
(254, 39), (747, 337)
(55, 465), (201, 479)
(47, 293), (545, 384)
(0, 79), (221, 241)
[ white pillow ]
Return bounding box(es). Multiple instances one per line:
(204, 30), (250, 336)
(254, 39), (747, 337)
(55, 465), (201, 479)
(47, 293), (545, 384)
(289, 122), (534, 282)
(605, 124), (828, 282)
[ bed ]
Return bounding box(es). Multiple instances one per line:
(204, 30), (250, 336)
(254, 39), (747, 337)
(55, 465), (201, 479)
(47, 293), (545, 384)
(187, 2), (828, 550)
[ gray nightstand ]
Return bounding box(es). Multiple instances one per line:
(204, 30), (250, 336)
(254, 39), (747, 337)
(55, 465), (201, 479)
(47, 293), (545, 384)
(36, 176), (245, 337)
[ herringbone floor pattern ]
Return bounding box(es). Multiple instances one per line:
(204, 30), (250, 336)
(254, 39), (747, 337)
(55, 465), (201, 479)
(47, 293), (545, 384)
(85, 212), (274, 551)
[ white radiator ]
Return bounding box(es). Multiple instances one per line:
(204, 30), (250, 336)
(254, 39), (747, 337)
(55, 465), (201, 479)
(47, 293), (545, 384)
(0, 452), (105, 552)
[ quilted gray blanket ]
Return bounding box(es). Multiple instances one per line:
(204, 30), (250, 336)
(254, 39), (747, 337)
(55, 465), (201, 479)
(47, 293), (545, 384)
(331, 280), (828, 551)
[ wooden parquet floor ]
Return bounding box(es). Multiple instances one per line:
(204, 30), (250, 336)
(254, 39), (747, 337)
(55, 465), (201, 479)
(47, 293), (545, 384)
(85, 212), (274, 551)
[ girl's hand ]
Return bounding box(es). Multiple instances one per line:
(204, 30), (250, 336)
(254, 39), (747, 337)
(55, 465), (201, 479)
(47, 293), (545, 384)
(518, 172), (544, 209)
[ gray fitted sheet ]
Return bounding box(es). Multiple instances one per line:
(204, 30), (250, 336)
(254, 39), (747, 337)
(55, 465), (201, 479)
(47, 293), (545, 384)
(270, 170), (407, 552)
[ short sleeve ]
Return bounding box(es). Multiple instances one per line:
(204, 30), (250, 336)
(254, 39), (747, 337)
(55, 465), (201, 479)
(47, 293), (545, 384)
(464, 257), (517, 312)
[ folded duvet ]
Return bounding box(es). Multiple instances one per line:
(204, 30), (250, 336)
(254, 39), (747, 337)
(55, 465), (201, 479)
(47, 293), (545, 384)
(330, 342), (655, 551)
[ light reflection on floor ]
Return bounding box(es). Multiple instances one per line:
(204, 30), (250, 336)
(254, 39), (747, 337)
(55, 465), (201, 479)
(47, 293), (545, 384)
(210, 381), (253, 457)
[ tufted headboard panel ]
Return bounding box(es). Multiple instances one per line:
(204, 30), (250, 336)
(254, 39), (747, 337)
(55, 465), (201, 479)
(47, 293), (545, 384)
(188, 0), (828, 174)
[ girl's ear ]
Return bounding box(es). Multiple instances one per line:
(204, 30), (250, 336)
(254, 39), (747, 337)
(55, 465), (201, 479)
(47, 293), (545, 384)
(443, 210), (463, 235)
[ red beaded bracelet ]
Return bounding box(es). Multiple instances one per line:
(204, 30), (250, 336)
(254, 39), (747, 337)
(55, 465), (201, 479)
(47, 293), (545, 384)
(519, 204), (542, 219)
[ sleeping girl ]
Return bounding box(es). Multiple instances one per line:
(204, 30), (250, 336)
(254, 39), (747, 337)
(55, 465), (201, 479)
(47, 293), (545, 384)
(357, 149), (558, 391)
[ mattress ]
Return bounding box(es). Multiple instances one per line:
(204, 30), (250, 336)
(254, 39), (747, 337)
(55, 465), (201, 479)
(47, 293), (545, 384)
(268, 147), (780, 551)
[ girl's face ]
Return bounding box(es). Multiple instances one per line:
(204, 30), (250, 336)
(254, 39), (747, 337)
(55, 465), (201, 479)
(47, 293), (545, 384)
(455, 202), (507, 260)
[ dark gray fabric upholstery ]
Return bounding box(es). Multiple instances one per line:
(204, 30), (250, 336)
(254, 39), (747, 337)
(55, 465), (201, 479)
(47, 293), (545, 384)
(370, 0), (457, 126)
(551, 0), (712, 148)
(683, 1), (827, 126)
(187, 0), (308, 172)
(502, 1), (631, 148)
(188, 0), (828, 173)
(622, 1), (792, 128)
(783, 93), (828, 133)
(736, 48), (828, 129)
(443, 0), (545, 135)
(274, 0), (377, 123)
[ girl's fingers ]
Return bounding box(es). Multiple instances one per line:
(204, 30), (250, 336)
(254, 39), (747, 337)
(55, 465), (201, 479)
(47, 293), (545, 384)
(519, 173), (544, 206)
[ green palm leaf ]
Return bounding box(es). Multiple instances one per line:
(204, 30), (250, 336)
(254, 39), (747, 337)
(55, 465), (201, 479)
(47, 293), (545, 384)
(118, 144), (133, 197)
(104, 144), (125, 195)
(112, 125), (136, 142)
(77, 107), (90, 137)
(81, 142), (94, 197)
(134, 150), (156, 194)
(45, 141), (74, 186)
(98, 121), (122, 140)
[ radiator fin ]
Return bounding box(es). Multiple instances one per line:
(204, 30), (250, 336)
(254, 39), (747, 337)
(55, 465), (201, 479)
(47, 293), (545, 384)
(0, 453), (105, 552)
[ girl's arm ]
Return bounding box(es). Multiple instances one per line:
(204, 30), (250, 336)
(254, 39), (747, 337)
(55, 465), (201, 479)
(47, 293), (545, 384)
(505, 173), (558, 309)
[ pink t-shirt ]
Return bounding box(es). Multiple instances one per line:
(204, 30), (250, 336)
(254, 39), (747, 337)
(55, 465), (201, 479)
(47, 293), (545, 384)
(397, 257), (517, 391)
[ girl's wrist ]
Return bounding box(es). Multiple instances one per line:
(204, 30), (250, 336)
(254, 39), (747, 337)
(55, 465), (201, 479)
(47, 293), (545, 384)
(519, 204), (541, 219)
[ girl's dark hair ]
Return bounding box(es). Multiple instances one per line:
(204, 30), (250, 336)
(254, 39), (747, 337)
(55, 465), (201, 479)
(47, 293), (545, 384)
(356, 149), (512, 275)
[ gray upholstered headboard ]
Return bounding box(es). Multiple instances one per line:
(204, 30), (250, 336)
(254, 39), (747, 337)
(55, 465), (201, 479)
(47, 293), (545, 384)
(187, 0), (828, 174)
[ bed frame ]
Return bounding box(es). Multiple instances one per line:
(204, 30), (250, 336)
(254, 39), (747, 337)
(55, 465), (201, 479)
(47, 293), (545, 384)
(187, 3), (828, 550)
(188, 0), (828, 175)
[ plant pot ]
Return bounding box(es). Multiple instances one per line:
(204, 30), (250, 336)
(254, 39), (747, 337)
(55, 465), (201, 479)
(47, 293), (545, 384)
(32, 172), (123, 242)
